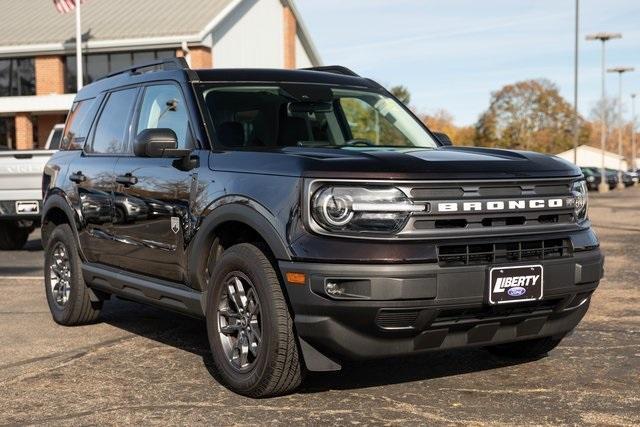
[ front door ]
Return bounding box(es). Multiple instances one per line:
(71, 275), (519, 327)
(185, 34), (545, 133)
(109, 83), (197, 282)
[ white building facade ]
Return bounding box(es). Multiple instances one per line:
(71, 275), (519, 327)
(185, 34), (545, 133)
(556, 145), (628, 171)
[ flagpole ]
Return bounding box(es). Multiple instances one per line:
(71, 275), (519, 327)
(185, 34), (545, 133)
(75, 0), (83, 91)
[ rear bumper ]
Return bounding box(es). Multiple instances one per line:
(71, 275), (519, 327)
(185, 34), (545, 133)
(279, 248), (603, 366)
(0, 200), (42, 221)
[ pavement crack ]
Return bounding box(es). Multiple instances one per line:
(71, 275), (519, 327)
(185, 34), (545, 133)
(0, 334), (138, 382)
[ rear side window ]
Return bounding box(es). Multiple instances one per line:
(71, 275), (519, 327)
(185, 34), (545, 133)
(61, 98), (98, 150)
(87, 88), (138, 154)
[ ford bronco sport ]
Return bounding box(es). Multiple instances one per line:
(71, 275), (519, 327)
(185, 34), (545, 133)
(41, 58), (604, 397)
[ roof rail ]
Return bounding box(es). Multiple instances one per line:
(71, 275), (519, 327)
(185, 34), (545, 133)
(101, 57), (190, 80)
(301, 65), (360, 77)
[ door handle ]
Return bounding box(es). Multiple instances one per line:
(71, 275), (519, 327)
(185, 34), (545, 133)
(69, 171), (86, 184)
(116, 174), (138, 187)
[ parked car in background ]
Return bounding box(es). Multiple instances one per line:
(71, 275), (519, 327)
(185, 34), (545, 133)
(44, 124), (65, 150)
(627, 169), (639, 185)
(580, 167), (603, 191)
(605, 168), (635, 187)
(580, 167), (617, 191)
(0, 124), (64, 249)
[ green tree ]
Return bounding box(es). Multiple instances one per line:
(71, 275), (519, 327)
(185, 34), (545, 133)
(389, 85), (411, 105)
(474, 79), (588, 153)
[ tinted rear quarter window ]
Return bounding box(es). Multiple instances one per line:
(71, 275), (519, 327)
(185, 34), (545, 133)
(61, 98), (98, 150)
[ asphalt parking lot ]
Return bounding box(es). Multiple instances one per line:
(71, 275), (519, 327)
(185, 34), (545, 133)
(0, 189), (639, 425)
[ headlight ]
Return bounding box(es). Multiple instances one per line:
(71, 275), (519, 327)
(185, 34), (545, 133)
(572, 180), (588, 221)
(586, 175), (595, 183)
(311, 186), (425, 234)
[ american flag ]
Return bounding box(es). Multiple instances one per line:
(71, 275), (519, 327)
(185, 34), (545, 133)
(52, 0), (85, 14)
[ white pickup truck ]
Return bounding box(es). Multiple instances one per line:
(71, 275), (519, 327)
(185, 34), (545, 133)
(0, 124), (63, 249)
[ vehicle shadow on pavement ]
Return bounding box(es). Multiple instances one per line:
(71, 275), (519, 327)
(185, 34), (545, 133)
(23, 238), (43, 251)
(100, 297), (536, 394)
(300, 352), (529, 393)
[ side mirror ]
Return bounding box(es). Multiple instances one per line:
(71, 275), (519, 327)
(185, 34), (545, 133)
(433, 132), (453, 146)
(134, 128), (179, 157)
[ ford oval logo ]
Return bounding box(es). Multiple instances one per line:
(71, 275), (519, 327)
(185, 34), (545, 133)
(508, 287), (526, 297)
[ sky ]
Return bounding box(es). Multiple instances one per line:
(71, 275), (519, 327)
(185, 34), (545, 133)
(295, 0), (640, 126)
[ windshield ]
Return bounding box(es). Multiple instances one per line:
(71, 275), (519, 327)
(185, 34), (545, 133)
(197, 85), (438, 149)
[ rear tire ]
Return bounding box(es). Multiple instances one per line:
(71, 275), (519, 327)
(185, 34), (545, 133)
(44, 223), (102, 325)
(0, 221), (31, 250)
(206, 243), (302, 397)
(486, 336), (563, 359)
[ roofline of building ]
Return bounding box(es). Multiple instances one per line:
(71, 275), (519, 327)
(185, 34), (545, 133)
(0, 36), (200, 58)
(0, 0), (322, 65)
(0, 94), (74, 115)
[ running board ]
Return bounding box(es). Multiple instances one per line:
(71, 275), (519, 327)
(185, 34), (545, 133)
(82, 263), (204, 317)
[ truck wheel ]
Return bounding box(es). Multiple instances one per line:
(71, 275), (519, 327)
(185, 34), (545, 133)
(0, 221), (30, 250)
(44, 223), (102, 325)
(486, 336), (563, 359)
(206, 243), (302, 397)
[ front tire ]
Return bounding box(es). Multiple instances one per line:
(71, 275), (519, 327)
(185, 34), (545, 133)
(486, 336), (563, 359)
(206, 243), (302, 397)
(44, 223), (102, 325)
(0, 220), (31, 250)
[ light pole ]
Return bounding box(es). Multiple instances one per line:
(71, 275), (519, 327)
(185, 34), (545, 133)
(572, 0), (580, 164)
(607, 66), (634, 188)
(586, 32), (622, 193)
(632, 93), (637, 176)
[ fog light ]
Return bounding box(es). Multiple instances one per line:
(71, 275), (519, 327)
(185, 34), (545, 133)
(324, 279), (371, 299)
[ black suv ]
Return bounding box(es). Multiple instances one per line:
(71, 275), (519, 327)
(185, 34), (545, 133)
(42, 59), (604, 397)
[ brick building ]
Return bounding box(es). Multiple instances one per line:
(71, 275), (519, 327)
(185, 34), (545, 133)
(0, 0), (320, 150)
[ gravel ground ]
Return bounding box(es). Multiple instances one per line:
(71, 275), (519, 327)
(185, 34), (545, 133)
(0, 188), (638, 425)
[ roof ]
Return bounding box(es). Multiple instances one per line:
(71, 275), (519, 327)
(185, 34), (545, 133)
(193, 68), (377, 87)
(0, 0), (321, 65)
(76, 66), (378, 99)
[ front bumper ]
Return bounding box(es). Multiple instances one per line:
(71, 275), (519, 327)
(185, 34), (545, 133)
(279, 248), (603, 368)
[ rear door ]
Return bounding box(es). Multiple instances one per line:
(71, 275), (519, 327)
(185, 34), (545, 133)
(110, 82), (197, 282)
(69, 87), (139, 264)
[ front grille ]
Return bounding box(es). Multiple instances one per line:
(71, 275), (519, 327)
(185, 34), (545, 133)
(437, 238), (572, 266)
(398, 178), (579, 237)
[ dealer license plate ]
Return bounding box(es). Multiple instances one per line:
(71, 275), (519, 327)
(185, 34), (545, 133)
(488, 265), (543, 305)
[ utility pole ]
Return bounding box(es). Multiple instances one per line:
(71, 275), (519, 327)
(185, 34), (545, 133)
(586, 32), (622, 193)
(607, 66), (634, 189)
(632, 93), (637, 177)
(75, 1), (83, 91)
(573, 0), (580, 164)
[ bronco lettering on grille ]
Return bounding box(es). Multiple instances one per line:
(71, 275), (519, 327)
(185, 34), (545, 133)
(435, 198), (566, 214)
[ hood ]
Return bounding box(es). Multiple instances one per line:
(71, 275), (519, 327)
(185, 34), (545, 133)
(209, 146), (581, 180)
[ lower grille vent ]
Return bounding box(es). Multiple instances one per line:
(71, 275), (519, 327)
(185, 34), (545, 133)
(376, 309), (420, 330)
(438, 239), (572, 266)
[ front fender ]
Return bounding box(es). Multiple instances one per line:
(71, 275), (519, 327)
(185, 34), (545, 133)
(187, 198), (292, 291)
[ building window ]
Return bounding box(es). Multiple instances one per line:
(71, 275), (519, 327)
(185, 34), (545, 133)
(65, 49), (176, 93)
(0, 58), (35, 96)
(0, 116), (16, 149)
